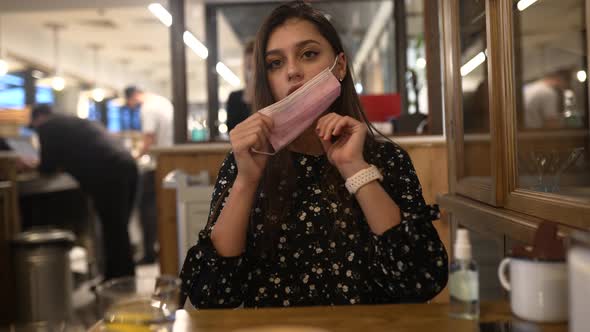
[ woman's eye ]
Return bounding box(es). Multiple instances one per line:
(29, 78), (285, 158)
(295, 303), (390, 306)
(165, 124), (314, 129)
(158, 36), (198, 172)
(266, 59), (282, 70)
(302, 50), (318, 59)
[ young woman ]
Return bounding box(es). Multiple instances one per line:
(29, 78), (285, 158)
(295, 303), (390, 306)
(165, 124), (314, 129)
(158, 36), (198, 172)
(180, 1), (448, 308)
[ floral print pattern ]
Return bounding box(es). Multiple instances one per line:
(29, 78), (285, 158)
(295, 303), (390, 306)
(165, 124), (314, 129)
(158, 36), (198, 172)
(180, 140), (448, 308)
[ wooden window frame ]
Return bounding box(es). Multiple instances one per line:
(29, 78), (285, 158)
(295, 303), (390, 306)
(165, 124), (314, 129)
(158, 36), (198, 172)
(442, 0), (590, 230)
(442, 0), (499, 207)
(500, 0), (590, 229)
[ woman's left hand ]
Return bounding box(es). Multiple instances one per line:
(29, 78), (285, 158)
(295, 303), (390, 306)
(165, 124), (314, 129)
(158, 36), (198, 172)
(316, 113), (370, 179)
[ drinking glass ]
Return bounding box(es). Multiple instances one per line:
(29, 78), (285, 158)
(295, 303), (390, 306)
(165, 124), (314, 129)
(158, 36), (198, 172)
(95, 275), (181, 332)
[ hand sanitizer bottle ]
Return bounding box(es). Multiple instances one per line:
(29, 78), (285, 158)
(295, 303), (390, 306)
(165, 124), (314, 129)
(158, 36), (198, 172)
(449, 229), (479, 319)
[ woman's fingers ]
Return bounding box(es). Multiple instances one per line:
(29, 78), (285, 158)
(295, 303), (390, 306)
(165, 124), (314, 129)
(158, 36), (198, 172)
(253, 129), (270, 151)
(233, 113), (271, 132)
(258, 113), (274, 132)
(316, 113), (333, 137)
(334, 116), (366, 137)
(317, 113), (340, 140)
(231, 113), (274, 150)
(235, 115), (273, 136)
(317, 114), (362, 141)
(319, 134), (332, 153)
(332, 117), (351, 137)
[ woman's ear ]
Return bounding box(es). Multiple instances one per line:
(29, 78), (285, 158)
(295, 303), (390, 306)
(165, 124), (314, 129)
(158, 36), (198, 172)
(337, 52), (347, 81)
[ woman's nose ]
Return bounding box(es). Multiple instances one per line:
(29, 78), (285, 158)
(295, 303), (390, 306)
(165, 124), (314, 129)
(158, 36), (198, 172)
(286, 60), (303, 81)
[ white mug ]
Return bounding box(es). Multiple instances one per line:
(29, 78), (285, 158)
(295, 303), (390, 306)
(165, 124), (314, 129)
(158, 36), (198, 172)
(498, 257), (568, 322)
(569, 231), (590, 332)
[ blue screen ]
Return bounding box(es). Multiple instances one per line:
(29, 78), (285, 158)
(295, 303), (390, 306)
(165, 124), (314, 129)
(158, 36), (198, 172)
(35, 86), (54, 105)
(107, 99), (122, 132)
(0, 73), (26, 109)
(88, 101), (102, 122)
(112, 105), (141, 132)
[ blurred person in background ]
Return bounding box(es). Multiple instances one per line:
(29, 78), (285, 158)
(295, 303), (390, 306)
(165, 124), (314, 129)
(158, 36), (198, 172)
(124, 86), (174, 153)
(523, 69), (570, 129)
(124, 86), (173, 264)
(23, 104), (137, 280)
(226, 39), (255, 132)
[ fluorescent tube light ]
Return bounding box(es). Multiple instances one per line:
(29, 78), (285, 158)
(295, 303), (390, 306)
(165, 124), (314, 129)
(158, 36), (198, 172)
(216, 62), (240, 87)
(183, 31), (208, 59)
(148, 3), (172, 27)
(460, 51), (486, 77)
(517, 0), (538, 11)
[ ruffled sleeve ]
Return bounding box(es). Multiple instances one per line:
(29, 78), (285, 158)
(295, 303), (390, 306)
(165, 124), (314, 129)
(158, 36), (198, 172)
(367, 142), (448, 302)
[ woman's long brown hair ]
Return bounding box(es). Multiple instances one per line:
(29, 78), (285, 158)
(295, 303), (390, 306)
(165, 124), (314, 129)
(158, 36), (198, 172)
(250, 1), (390, 253)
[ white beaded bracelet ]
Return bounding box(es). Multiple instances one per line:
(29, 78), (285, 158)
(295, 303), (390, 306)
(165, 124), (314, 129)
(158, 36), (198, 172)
(344, 164), (383, 194)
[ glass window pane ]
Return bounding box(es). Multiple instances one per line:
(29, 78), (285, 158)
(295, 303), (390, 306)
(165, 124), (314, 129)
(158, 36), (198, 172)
(514, 0), (590, 198)
(459, 0), (491, 181)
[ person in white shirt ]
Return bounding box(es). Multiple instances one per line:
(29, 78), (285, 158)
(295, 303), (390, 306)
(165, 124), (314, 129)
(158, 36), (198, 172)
(125, 86), (173, 152)
(523, 70), (569, 129)
(124, 86), (173, 264)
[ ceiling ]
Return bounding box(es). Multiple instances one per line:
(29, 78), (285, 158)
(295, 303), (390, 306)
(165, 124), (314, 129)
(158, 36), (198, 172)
(1, 0), (234, 103)
(218, 1), (423, 52)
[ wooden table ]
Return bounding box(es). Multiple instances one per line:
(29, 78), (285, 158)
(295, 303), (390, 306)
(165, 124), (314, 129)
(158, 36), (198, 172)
(92, 302), (567, 332)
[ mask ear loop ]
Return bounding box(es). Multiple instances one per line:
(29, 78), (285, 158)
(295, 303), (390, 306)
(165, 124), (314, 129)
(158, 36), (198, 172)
(251, 146), (276, 155)
(330, 54), (346, 82)
(329, 55), (339, 72)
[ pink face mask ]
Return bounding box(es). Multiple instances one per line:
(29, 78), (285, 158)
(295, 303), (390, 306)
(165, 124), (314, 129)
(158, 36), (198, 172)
(252, 56), (342, 155)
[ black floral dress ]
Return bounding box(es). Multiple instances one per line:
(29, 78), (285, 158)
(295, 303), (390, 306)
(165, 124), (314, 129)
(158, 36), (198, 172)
(180, 140), (448, 308)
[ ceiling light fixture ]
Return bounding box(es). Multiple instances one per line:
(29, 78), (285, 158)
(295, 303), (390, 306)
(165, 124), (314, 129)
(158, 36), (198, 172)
(47, 23), (66, 91)
(183, 31), (208, 59)
(517, 0), (538, 11)
(89, 44), (105, 103)
(52, 76), (66, 91)
(148, 3), (172, 27)
(92, 88), (105, 103)
(0, 16), (8, 77)
(460, 51), (486, 77)
(216, 62), (240, 87)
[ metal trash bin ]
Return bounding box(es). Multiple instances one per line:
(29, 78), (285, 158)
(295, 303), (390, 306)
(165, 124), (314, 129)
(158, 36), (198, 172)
(11, 228), (75, 324)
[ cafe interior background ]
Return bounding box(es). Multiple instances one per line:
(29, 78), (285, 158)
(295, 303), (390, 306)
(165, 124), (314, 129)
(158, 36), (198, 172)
(0, 0), (588, 329)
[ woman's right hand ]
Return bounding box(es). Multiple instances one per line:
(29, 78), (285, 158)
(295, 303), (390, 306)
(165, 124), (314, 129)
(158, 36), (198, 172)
(229, 112), (274, 185)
